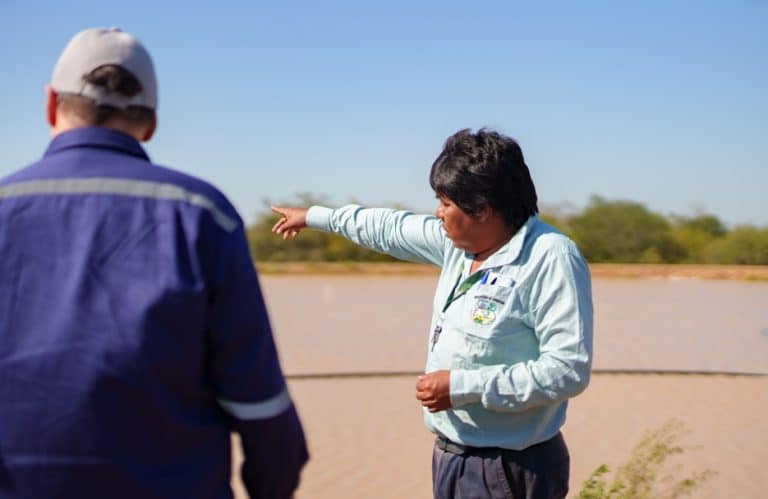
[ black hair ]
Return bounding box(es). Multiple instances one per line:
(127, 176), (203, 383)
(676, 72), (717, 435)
(429, 128), (538, 232)
(57, 64), (154, 127)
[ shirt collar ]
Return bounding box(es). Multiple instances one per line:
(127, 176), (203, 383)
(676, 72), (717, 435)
(463, 215), (538, 270)
(44, 127), (150, 162)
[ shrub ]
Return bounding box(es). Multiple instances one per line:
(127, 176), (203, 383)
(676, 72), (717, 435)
(577, 419), (716, 499)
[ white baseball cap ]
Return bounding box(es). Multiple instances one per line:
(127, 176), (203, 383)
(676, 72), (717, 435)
(50, 27), (157, 110)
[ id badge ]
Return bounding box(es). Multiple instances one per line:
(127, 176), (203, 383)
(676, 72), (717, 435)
(430, 315), (445, 351)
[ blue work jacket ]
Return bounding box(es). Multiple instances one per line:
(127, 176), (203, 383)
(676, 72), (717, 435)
(0, 127), (307, 499)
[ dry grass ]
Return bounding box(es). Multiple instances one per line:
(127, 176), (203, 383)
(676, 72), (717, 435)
(255, 262), (768, 281)
(588, 264), (768, 281)
(256, 261), (441, 276)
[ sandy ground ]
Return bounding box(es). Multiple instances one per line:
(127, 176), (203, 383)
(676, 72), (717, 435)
(230, 374), (767, 499)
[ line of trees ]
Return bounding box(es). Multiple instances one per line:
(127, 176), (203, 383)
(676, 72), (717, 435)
(247, 195), (768, 264)
(247, 194), (398, 263)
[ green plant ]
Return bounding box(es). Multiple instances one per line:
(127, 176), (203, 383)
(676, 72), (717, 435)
(577, 419), (716, 499)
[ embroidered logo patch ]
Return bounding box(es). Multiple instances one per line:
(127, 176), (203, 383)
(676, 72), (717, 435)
(471, 298), (497, 325)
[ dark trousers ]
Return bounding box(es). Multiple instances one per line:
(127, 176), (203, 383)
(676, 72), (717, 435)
(432, 433), (569, 499)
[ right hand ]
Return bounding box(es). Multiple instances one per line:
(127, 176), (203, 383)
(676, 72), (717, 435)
(271, 206), (309, 240)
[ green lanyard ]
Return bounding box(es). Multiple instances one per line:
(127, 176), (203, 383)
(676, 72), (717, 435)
(441, 263), (484, 313)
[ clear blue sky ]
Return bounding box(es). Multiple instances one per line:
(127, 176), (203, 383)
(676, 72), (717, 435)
(2, 1), (766, 226)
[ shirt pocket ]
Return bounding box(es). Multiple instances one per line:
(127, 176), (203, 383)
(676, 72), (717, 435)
(463, 284), (516, 338)
(458, 284), (536, 367)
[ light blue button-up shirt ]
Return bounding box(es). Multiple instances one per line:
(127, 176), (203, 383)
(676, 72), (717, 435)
(307, 205), (593, 450)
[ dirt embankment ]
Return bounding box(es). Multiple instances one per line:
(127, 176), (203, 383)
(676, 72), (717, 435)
(256, 262), (768, 281)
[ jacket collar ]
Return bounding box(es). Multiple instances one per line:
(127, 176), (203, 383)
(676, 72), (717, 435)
(44, 127), (150, 162)
(463, 216), (538, 271)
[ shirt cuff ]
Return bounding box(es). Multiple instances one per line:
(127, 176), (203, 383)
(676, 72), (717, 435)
(449, 369), (484, 408)
(306, 205), (333, 231)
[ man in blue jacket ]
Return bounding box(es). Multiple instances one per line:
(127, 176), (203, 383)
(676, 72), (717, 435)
(0, 28), (307, 498)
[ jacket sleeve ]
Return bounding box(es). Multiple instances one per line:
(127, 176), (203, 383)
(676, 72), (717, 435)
(449, 247), (593, 412)
(306, 205), (447, 266)
(206, 221), (308, 498)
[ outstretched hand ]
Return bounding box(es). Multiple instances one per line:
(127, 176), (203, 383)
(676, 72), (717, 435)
(271, 206), (309, 240)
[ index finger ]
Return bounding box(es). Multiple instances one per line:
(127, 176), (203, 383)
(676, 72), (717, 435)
(271, 206), (288, 217)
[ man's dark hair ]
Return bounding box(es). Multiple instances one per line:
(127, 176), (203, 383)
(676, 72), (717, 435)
(429, 128), (539, 232)
(57, 65), (155, 127)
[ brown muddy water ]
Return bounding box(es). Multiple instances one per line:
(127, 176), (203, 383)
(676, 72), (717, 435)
(260, 276), (768, 376)
(227, 276), (767, 498)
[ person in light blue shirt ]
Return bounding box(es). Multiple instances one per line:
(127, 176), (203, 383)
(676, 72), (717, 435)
(273, 128), (593, 499)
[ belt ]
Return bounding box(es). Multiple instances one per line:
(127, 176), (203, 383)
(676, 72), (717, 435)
(434, 433), (562, 457)
(435, 436), (501, 456)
